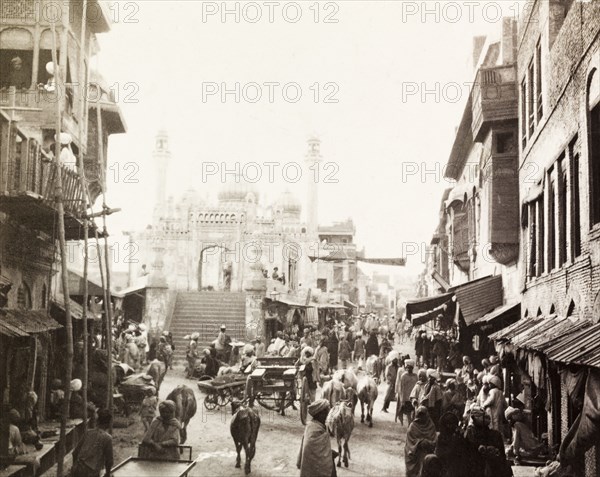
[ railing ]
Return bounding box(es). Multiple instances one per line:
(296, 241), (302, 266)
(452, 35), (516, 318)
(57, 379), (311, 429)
(1, 141), (85, 218)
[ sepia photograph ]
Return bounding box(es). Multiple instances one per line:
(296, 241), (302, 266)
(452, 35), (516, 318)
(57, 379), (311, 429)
(1, 0), (600, 476)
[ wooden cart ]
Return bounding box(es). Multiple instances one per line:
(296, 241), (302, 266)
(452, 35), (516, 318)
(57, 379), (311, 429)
(248, 357), (310, 424)
(197, 375), (247, 410)
(112, 446), (196, 477)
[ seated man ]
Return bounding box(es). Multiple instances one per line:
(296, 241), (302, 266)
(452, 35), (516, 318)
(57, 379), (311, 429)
(7, 410), (41, 474)
(505, 407), (546, 459)
(8, 409), (26, 457)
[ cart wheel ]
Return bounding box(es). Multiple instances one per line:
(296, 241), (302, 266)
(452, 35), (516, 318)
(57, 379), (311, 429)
(300, 378), (309, 425)
(203, 392), (219, 411)
(217, 388), (232, 407)
(256, 393), (279, 411)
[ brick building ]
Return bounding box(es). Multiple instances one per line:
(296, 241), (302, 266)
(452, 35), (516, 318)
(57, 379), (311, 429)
(498, 0), (600, 475)
(409, 18), (522, 363)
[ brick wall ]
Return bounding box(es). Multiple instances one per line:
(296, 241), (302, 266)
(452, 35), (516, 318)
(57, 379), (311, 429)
(518, 1), (600, 475)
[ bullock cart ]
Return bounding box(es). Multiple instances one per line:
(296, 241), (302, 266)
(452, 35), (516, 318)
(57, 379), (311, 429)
(112, 446), (196, 477)
(248, 357), (310, 424)
(197, 374), (247, 410)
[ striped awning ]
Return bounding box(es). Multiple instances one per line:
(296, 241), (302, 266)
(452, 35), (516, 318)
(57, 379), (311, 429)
(306, 307), (318, 326)
(545, 322), (600, 367)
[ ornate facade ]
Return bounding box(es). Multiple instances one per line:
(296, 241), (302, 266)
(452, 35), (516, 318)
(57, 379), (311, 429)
(127, 133), (328, 294)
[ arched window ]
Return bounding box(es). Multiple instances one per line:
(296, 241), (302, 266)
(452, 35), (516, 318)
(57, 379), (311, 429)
(523, 309), (529, 319)
(549, 304), (556, 315)
(536, 307), (543, 317)
(588, 68), (600, 225)
(17, 282), (32, 310)
(0, 27), (34, 89)
(566, 300), (576, 318)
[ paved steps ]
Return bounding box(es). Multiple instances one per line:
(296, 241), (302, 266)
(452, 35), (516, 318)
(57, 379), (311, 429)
(168, 291), (247, 360)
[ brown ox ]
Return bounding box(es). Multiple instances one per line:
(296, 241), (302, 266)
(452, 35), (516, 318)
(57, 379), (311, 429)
(166, 384), (197, 444)
(326, 400), (354, 468)
(146, 359), (166, 393)
(230, 401), (261, 475)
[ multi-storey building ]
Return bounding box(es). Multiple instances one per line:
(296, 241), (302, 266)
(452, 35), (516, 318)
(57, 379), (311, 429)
(491, 1), (600, 474)
(409, 18), (522, 363)
(0, 0), (124, 467)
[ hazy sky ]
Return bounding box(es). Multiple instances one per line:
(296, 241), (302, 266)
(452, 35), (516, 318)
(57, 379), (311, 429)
(97, 0), (526, 276)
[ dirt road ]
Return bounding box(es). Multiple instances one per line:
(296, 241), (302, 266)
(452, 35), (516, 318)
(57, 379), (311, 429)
(149, 340), (412, 477)
(59, 339), (416, 477)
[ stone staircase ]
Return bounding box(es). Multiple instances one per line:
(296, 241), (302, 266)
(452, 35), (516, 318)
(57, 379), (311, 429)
(169, 291), (247, 361)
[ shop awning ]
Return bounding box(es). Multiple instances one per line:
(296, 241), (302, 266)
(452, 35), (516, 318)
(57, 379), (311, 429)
(344, 300), (358, 309)
(489, 316), (545, 342)
(473, 302), (520, 326)
(266, 295), (310, 308)
(317, 303), (346, 309)
(0, 309), (62, 337)
(406, 293), (454, 321)
(51, 295), (102, 321)
(112, 281), (148, 298)
(450, 275), (503, 325)
(412, 305), (447, 326)
(516, 318), (591, 353)
(546, 322), (600, 367)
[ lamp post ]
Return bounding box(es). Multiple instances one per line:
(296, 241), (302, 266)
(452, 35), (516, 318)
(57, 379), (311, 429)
(197, 244), (230, 291)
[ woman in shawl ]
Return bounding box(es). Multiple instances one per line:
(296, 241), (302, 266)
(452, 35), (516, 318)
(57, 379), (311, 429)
(327, 332), (339, 371)
(297, 399), (336, 477)
(141, 400), (181, 460)
(365, 331), (380, 358)
(405, 406), (437, 477)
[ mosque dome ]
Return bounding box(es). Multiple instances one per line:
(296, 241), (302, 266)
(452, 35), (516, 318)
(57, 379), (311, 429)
(218, 174), (259, 204)
(276, 190), (301, 214)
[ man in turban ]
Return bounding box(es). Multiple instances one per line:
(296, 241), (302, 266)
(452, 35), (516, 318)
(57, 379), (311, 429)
(482, 375), (505, 433)
(297, 399), (335, 477)
(396, 359), (418, 425)
(141, 400), (181, 460)
(464, 405), (512, 477)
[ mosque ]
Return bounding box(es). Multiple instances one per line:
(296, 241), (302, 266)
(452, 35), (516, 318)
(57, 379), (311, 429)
(125, 131), (353, 297)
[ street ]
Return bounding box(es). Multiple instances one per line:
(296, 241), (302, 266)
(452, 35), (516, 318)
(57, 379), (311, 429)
(110, 340), (414, 477)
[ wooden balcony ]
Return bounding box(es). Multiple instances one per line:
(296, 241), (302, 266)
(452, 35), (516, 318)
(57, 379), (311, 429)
(471, 65), (518, 142)
(0, 141), (88, 240)
(0, 86), (82, 146)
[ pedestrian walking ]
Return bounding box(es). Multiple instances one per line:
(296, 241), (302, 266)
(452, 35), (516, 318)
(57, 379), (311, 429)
(396, 359), (418, 425)
(297, 399), (336, 477)
(382, 358), (399, 412)
(404, 406), (437, 477)
(353, 333), (365, 366)
(327, 332), (338, 372)
(337, 335), (351, 369)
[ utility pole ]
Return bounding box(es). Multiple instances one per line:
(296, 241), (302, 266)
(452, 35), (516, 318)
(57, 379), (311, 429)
(51, 14), (73, 477)
(78, 0), (89, 435)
